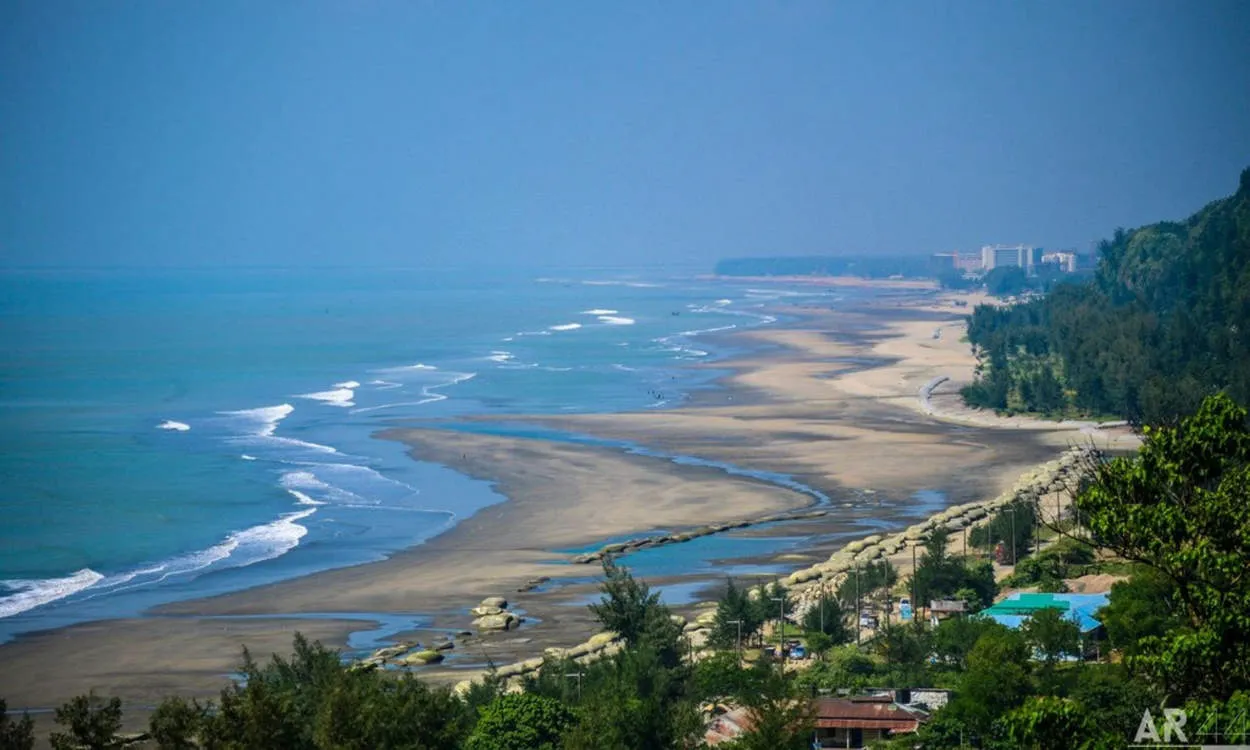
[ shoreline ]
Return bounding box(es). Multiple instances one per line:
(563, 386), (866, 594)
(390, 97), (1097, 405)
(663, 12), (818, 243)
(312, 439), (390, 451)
(0, 283), (1137, 713)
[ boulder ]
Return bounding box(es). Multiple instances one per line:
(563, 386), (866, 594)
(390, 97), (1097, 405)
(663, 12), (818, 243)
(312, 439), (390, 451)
(400, 650), (444, 666)
(370, 643), (414, 662)
(431, 640), (455, 651)
(521, 657), (545, 672)
(670, 614), (688, 628)
(480, 596), (508, 609)
(586, 632), (618, 650)
(473, 613), (518, 631)
(470, 605), (504, 617)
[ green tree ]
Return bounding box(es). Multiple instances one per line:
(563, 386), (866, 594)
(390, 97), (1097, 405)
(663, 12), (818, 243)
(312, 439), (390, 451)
(801, 593), (850, 645)
(1021, 607), (1081, 668)
(314, 674), (466, 750)
(724, 665), (814, 750)
(50, 693), (123, 750)
(943, 625), (1032, 736)
(0, 699), (35, 750)
(710, 578), (762, 650)
(994, 696), (1109, 750)
(148, 697), (205, 750)
(1076, 394), (1250, 699)
(588, 558), (678, 654)
(560, 643), (701, 750)
(835, 559), (896, 611)
(931, 615), (998, 669)
(465, 693), (574, 750)
(1098, 566), (1182, 658)
(794, 645), (876, 693)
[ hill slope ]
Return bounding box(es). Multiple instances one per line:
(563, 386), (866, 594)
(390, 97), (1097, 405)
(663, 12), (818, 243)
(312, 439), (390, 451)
(963, 168), (1250, 424)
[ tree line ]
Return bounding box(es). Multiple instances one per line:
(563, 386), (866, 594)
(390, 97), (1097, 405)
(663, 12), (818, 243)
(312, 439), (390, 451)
(962, 167), (1250, 424)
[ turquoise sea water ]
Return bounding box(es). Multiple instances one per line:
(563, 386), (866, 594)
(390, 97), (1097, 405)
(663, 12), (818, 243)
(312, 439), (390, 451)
(0, 267), (854, 642)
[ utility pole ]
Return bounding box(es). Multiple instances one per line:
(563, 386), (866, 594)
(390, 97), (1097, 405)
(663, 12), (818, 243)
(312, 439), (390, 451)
(854, 563), (861, 645)
(771, 596), (786, 670)
(912, 542), (919, 624)
(728, 619), (743, 656)
(1010, 505), (1017, 565)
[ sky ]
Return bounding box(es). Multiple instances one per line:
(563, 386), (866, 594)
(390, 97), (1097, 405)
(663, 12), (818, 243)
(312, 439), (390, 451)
(2, 1), (1249, 270)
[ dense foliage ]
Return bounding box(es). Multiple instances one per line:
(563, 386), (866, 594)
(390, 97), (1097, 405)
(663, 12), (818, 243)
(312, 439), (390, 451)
(962, 168), (1250, 423)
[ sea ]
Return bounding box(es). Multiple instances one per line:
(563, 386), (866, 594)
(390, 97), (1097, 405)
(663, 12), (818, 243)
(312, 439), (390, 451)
(0, 266), (860, 643)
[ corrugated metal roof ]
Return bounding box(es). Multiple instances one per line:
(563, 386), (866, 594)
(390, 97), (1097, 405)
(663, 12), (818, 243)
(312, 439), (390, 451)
(981, 592), (1108, 633)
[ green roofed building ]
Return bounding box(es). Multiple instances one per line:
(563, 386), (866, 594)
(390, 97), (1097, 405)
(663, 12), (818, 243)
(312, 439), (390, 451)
(981, 592), (1108, 635)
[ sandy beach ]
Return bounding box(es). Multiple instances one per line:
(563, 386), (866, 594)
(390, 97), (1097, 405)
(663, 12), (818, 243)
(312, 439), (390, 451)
(0, 283), (1137, 716)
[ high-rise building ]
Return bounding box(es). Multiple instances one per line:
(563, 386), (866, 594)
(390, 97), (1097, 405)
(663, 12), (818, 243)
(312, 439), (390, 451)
(981, 244), (1035, 270)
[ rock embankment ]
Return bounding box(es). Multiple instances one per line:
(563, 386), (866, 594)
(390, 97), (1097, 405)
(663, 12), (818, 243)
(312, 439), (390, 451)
(780, 445), (1095, 615)
(451, 627), (634, 695)
(568, 509), (829, 565)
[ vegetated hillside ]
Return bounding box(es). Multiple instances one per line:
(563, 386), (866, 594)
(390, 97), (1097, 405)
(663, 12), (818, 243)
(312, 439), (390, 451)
(963, 167), (1250, 424)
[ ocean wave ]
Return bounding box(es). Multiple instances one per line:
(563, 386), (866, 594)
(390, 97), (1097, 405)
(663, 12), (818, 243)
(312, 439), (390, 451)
(0, 569), (105, 619)
(297, 387), (355, 408)
(350, 372), (476, 414)
(287, 489), (327, 506)
(334, 381), (361, 389)
(582, 280), (662, 288)
(241, 454), (257, 461)
(548, 323), (582, 331)
(84, 509), (318, 600)
(597, 315), (635, 326)
(487, 351), (514, 363)
(373, 363), (438, 374)
(582, 308), (618, 315)
(367, 379), (402, 391)
(219, 403), (339, 454)
(281, 470), (368, 504)
(220, 403), (295, 437)
(157, 420), (191, 432)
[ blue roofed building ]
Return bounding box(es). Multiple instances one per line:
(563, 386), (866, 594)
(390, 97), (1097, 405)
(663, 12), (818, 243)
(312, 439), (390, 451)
(980, 592), (1109, 659)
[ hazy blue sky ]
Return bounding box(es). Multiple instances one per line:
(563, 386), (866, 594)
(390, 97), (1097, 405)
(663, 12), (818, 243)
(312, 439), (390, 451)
(3, 1), (1248, 269)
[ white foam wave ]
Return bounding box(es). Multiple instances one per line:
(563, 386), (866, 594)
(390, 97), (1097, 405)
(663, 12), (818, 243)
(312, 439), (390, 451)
(597, 315), (635, 326)
(351, 372), (476, 414)
(287, 489), (327, 506)
(220, 404), (295, 437)
(109, 510), (317, 594)
(334, 380), (361, 389)
(281, 470), (365, 504)
(715, 299), (732, 305)
(297, 388), (355, 407)
(487, 351), (514, 363)
(549, 323), (582, 331)
(0, 569), (105, 619)
(582, 280), (662, 288)
(582, 308), (618, 315)
(374, 363), (437, 373)
(241, 454), (257, 461)
(220, 403), (338, 454)
(368, 379), (402, 390)
(157, 420), (190, 432)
